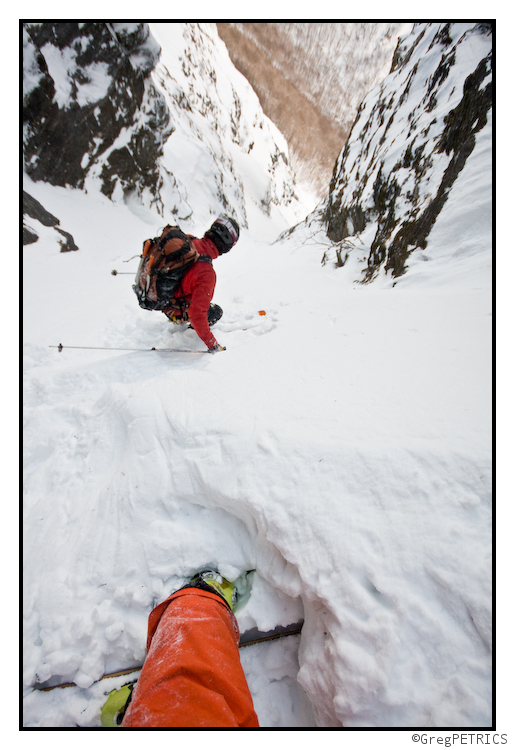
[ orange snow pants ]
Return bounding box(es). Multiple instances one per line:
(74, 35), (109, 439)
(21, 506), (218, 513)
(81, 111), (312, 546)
(121, 588), (259, 727)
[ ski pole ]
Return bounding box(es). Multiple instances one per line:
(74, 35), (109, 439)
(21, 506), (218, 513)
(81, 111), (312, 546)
(49, 344), (212, 353)
(111, 270), (135, 275)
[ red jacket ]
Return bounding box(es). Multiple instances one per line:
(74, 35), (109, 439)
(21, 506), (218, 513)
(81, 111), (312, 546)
(166, 236), (219, 349)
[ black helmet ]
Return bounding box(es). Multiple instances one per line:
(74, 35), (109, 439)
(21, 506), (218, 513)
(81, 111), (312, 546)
(205, 215), (240, 254)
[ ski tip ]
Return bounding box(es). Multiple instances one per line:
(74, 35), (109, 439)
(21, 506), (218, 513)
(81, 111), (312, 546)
(258, 310), (266, 316)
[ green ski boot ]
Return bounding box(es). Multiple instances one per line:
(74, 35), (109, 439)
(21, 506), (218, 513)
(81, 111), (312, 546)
(100, 682), (135, 727)
(186, 569), (254, 612)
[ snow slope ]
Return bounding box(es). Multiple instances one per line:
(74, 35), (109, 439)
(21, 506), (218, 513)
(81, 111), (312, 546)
(23, 22), (492, 730)
(23, 167), (491, 727)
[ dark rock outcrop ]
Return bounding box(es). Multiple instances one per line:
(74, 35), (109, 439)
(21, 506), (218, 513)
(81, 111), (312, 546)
(23, 23), (172, 203)
(23, 191), (78, 251)
(320, 22), (492, 281)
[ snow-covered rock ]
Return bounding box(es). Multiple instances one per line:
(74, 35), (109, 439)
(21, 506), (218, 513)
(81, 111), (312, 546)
(23, 191), (78, 251)
(23, 23), (169, 202)
(307, 22), (492, 285)
(147, 22), (309, 232)
(23, 22), (310, 237)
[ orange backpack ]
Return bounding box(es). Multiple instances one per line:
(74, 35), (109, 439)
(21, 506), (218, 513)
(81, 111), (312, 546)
(133, 226), (201, 311)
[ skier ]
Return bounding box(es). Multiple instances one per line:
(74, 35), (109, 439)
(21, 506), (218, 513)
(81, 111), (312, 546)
(162, 215), (239, 352)
(102, 571), (259, 728)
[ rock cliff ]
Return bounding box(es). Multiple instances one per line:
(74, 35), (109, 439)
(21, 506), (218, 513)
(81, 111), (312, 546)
(23, 22), (170, 201)
(315, 22), (492, 282)
(23, 22), (307, 242)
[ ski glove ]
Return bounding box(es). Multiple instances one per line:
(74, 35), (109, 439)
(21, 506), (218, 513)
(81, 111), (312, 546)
(208, 344), (226, 353)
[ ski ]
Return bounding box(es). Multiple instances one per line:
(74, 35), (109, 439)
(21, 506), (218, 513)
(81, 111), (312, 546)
(239, 620), (303, 647)
(49, 344), (212, 354)
(34, 620), (304, 691)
